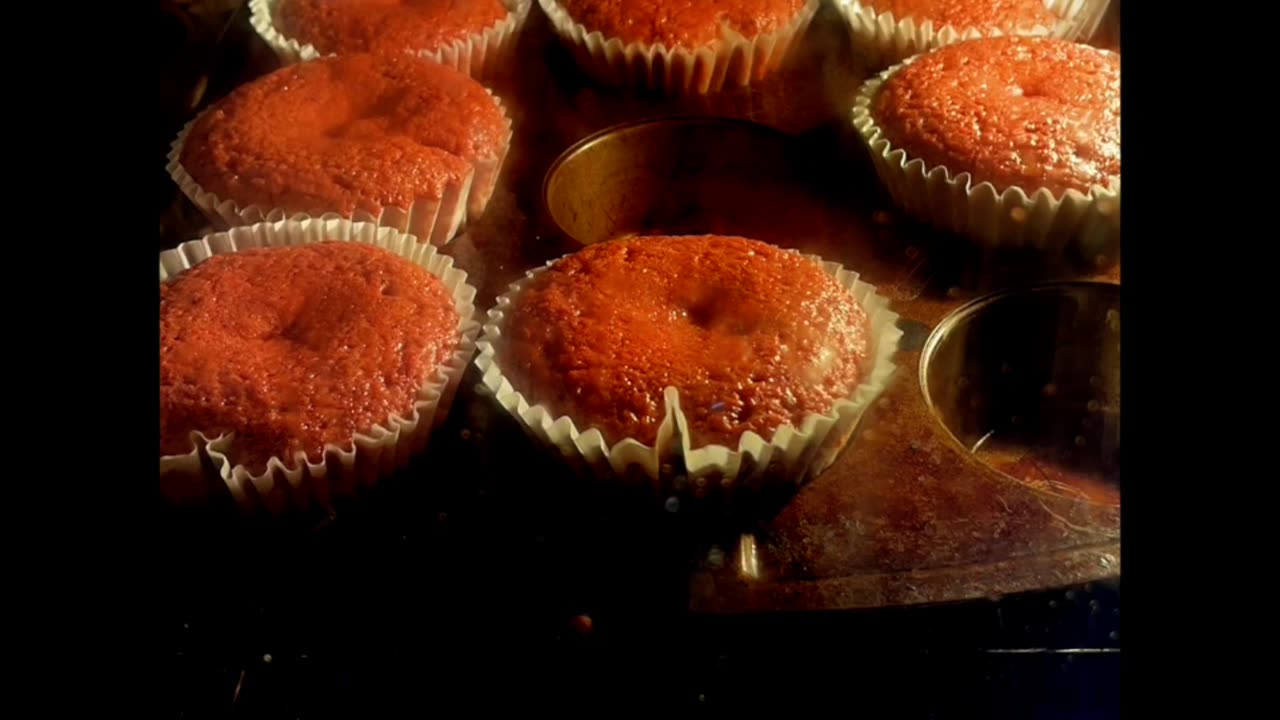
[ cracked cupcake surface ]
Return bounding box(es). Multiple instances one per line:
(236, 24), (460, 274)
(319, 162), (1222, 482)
(179, 53), (507, 216)
(558, 0), (807, 47)
(498, 235), (871, 448)
(871, 36), (1120, 196)
(160, 241), (459, 472)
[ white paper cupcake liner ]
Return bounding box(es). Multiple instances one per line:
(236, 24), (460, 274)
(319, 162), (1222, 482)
(474, 247), (902, 499)
(166, 89), (512, 247)
(851, 58), (1120, 254)
(835, 0), (1103, 69)
(159, 218), (481, 516)
(248, 0), (533, 79)
(538, 0), (820, 94)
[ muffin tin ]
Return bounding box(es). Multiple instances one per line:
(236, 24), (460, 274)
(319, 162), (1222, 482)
(921, 282), (1120, 507)
(544, 117), (838, 246)
(160, 0), (1121, 613)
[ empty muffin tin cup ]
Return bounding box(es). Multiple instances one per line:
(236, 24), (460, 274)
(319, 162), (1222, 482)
(544, 117), (832, 246)
(920, 282), (1119, 505)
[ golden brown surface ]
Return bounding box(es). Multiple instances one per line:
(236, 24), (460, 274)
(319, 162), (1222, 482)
(180, 53), (507, 215)
(499, 235), (871, 448)
(275, 0), (510, 54)
(863, 0), (1059, 30)
(873, 37), (1120, 196)
(160, 242), (459, 471)
(559, 0), (807, 47)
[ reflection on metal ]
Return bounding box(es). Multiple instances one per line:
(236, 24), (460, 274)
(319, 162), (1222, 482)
(231, 668), (246, 706)
(188, 74), (208, 111)
(1038, 499), (1119, 539)
(920, 282), (1120, 507)
(970, 430), (995, 454)
(737, 534), (760, 581)
(984, 648), (1120, 654)
(543, 117), (831, 248)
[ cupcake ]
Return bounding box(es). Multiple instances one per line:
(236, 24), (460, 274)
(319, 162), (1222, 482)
(852, 36), (1119, 253)
(160, 219), (480, 515)
(475, 235), (901, 498)
(168, 52), (512, 246)
(835, 0), (1097, 68)
(539, 0), (821, 94)
(249, 0), (533, 78)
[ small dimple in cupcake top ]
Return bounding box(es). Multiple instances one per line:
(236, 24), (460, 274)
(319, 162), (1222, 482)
(862, 0), (1059, 31)
(274, 0), (511, 55)
(558, 0), (808, 48)
(179, 53), (507, 216)
(872, 36), (1119, 196)
(498, 235), (871, 449)
(160, 241), (460, 472)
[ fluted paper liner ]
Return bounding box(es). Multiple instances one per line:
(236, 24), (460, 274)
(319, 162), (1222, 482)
(166, 90), (511, 247)
(538, 0), (820, 95)
(474, 249), (902, 497)
(851, 58), (1120, 253)
(249, 0), (533, 79)
(835, 0), (1103, 69)
(159, 219), (481, 516)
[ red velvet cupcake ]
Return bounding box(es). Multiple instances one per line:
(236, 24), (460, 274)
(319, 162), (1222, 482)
(169, 53), (511, 246)
(475, 235), (902, 495)
(249, 0), (533, 78)
(835, 0), (1102, 68)
(852, 36), (1119, 252)
(160, 219), (480, 515)
(539, 0), (821, 93)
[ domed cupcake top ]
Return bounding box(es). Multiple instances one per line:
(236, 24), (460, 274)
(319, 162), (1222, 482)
(160, 241), (460, 471)
(872, 36), (1120, 196)
(558, 0), (808, 47)
(179, 53), (508, 216)
(862, 0), (1059, 31)
(498, 235), (872, 448)
(274, 0), (511, 55)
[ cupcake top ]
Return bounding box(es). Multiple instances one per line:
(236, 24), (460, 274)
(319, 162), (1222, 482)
(861, 0), (1058, 31)
(558, 0), (808, 48)
(160, 242), (460, 471)
(179, 53), (508, 216)
(872, 36), (1120, 196)
(274, 0), (511, 55)
(499, 235), (871, 448)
